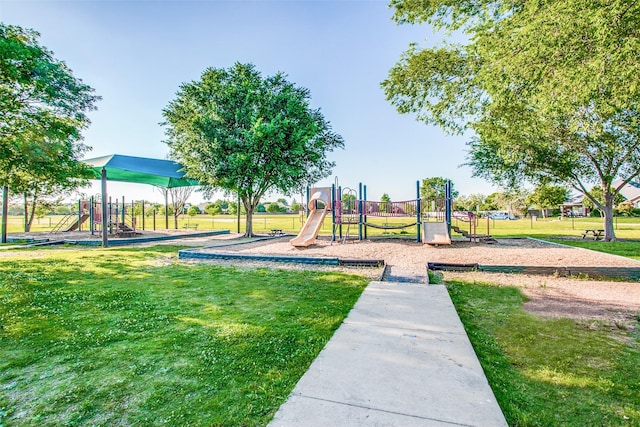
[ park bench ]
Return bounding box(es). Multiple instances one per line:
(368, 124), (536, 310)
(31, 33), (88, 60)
(269, 229), (285, 237)
(581, 229), (604, 240)
(182, 223), (199, 230)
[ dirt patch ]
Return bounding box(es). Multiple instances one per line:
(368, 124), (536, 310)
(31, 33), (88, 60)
(443, 271), (640, 328)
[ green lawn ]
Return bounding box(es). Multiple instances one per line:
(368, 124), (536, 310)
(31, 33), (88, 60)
(452, 216), (640, 240)
(0, 246), (368, 426)
(4, 215), (640, 426)
(8, 213), (640, 241)
(4, 213), (421, 237)
(447, 281), (640, 426)
(548, 239), (640, 261)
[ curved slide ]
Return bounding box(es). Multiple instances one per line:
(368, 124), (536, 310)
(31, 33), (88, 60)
(423, 222), (451, 245)
(290, 187), (331, 247)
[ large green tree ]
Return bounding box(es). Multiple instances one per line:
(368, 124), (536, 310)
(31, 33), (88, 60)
(383, 0), (640, 241)
(11, 166), (90, 232)
(454, 193), (486, 212)
(163, 62), (343, 236)
(0, 24), (99, 233)
(420, 177), (458, 201)
(526, 184), (569, 218)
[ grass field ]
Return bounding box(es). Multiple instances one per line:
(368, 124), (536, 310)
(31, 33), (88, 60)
(452, 215), (640, 240)
(7, 213), (640, 240)
(3, 214), (640, 426)
(447, 281), (640, 426)
(0, 246), (368, 426)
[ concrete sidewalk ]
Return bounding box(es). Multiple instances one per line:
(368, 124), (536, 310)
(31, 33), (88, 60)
(269, 282), (507, 426)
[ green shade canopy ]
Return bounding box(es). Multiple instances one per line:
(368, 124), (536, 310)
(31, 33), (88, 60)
(84, 154), (199, 188)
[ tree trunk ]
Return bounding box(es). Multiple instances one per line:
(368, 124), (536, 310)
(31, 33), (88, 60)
(602, 191), (616, 241)
(245, 206), (254, 237)
(242, 193), (264, 237)
(24, 195), (37, 232)
(23, 194), (28, 232)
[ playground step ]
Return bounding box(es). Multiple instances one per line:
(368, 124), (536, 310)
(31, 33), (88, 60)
(383, 265), (427, 283)
(451, 225), (495, 243)
(451, 225), (468, 236)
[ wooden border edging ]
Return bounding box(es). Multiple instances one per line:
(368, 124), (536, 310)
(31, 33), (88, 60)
(427, 262), (640, 280)
(428, 262), (478, 272)
(179, 250), (341, 266)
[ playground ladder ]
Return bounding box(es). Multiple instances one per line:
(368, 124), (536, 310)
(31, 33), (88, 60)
(50, 214), (76, 233)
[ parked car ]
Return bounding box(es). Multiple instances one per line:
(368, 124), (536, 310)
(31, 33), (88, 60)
(489, 211), (515, 220)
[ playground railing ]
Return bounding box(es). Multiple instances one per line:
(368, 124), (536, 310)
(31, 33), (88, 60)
(362, 200), (418, 217)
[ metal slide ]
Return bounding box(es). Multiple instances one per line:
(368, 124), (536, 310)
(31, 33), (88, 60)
(290, 187), (331, 247)
(422, 222), (451, 245)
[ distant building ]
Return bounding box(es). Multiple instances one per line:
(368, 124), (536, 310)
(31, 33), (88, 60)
(614, 179), (640, 208)
(559, 193), (588, 217)
(559, 179), (640, 216)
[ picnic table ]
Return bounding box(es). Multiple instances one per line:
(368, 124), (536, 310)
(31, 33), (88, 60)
(582, 229), (604, 240)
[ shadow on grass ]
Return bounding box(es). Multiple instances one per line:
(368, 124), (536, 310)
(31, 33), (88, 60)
(0, 245), (368, 426)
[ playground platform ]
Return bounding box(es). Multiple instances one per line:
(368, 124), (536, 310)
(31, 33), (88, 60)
(269, 281), (507, 427)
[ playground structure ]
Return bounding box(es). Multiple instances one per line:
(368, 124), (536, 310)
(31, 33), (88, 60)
(291, 179), (494, 246)
(50, 197), (151, 237)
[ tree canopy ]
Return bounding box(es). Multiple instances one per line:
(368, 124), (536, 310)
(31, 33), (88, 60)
(420, 177), (458, 201)
(0, 24), (100, 231)
(383, 0), (640, 241)
(163, 62), (343, 236)
(526, 184), (569, 218)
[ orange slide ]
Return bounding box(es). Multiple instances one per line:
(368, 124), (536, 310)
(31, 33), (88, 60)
(290, 187), (332, 247)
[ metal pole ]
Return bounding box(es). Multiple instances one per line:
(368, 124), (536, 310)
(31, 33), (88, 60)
(165, 191), (169, 229)
(358, 183), (363, 240)
(141, 200), (145, 230)
(363, 185), (367, 239)
(109, 196), (112, 234)
(101, 168), (108, 247)
(122, 196), (125, 225)
(416, 180), (421, 243)
(331, 184), (336, 242)
(90, 196), (94, 235)
(445, 180), (452, 235)
(339, 185), (343, 239)
(1, 186), (8, 244)
(77, 199), (82, 232)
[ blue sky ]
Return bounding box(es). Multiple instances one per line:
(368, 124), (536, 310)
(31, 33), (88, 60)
(2, 0), (495, 203)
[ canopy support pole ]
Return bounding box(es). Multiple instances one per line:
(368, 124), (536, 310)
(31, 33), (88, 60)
(101, 167), (108, 247)
(165, 191), (169, 229)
